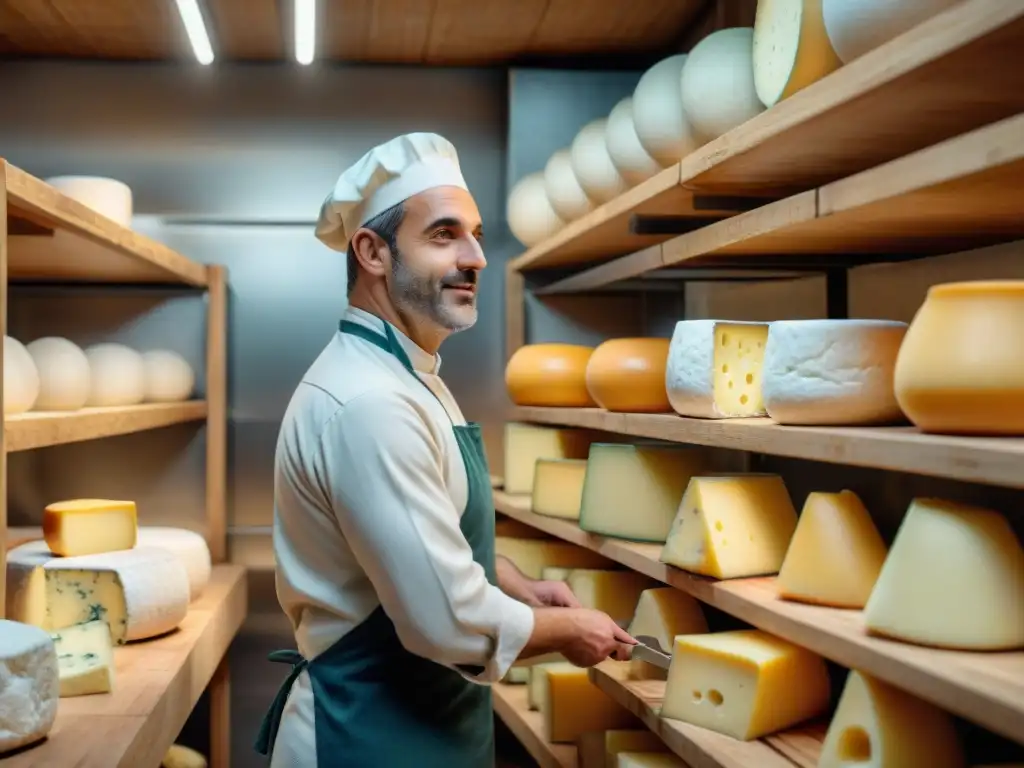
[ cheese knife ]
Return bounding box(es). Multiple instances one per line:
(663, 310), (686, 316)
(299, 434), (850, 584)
(631, 635), (672, 670)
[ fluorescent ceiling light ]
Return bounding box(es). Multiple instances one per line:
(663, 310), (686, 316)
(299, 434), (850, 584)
(175, 0), (215, 65)
(295, 0), (316, 65)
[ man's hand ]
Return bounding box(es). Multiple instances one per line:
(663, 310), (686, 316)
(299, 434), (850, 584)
(560, 608), (636, 667)
(495, 555), (580, 607)
(529, 579), (581, 608)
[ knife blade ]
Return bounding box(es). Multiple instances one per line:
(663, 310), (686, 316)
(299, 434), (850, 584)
(631, 635), (672, 670)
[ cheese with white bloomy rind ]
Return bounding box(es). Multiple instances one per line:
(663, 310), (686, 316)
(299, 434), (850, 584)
(5, 540), (191, 644)
(864, 498), (1024, 650)
(532, 458), (588, 520)
(628, 587), (708, 681)
(578, 730), (666, 768)
(753, 0), (842, 107)
(819, 670), (966, 768)
(495, 537), (612, 580)
(568, 569), (655, 624)
(579, 443), (711, 542)
(762, 319), (908, 425)
(661, 629), (830, 740)
(136, 527), (212, 602)
(0, 619), (59, 755)
(543, 664), (636, 743)
(778, 490), (888, 608)
(618, 753), (686, 768)
(43, 498), (138, 557)
(661, 475), (798, 579)
(503, 422), (597, 495)
(51, 619), (115, 697)
(666, 320), (770, 419)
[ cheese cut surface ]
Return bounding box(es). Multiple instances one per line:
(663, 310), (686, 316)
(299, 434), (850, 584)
(568, 569), (655, 624)
(42, 498), (138, 557)
(544, 665), (636, 743)
(864, 498), (1024, 650)
(495, 537), (611, 579)
(585, 338), (673, 413)
(661, 629), (830, 740)
(528, 660), (576, 711)
(762, 319), (908, 426)
(136, 526), (212, 601)
(532, 458), (588, 520)
(666, 320), (769, 419)
(618, 753), (686, 768)
(661, 474), (797, 579)
(578, 729), (666, 768)
(579, 443), (710, 542)
(51, 619), (115, 697)
(753, 0), (842, 107)
(628, 587), (708, 681)
(778, 490), (888, 608)
(541, 566), (572, 582)
(505, 343), (595, 408)
(819, 670), (966, 768)
(503, 422), (596, 494)
(0, 619), (59, 755)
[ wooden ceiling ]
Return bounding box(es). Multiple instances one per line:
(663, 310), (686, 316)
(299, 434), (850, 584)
(0, 0), (719, 65)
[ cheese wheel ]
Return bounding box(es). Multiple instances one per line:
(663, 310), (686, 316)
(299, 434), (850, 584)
(681, 28), (766, 142)
(26, 337), (91, 411)
(505, 344), (596, 407)
(45, 176), (133, 228)
(753, 0), (842, 107)
(585, 338), (672, 413)
(142, 349), (195, 402)
(543, 149), (595, 222)
(633, 54), (700, 165)
(136, 527), (212, 601)
(507, 172), (565, 248)
(605, 98), (664, 186)
(569, 119), (629, 204)
(4, 336), (40, 415)
(85, 343), (146, 407)
(0, 620), (59, 755)
(822, 0), (961, 63)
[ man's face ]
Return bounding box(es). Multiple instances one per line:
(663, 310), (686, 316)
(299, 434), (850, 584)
(387, 186), (486, 333)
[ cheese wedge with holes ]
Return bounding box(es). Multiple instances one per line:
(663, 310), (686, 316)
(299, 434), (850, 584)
(50, 619), (115, 697)
(618, 753), (687, 768)
(777, 490), (888, 608)
(43, 498), (138, 557)
(568, 569), (656, 624)
(819, 670), (965, 768)
(578, 730), (666, 768)
(503, 422), (597, 494)
(495, 537), (612, 579)
(136, 527), (212, 601)
(0, 619), (59, 755)
(579, 443), (710, 542)
(864, 498), (1024, 650)
(753, 0), (842, 107)
(532, 458), (588, 520)
(661, 475), (797, 579)
(666, 320), (769, 419)
(628, 587), (708, 681)
(528, 660), (576, 711)
(661, 629), (830, 740)
(544, 665), (636, 742)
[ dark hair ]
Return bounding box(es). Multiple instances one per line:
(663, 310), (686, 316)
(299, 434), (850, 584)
(346, 202), (405, 295)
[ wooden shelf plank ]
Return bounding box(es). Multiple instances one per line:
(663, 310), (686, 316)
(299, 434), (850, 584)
(493, 682), (577, 768)
(3, 162), (208, 286)
(6, 564), (248, 768)
(5, 401), (208, 452)
(492, 491), (1024, 745)
(589, 660), (823, 768)
(512, 407), (1024, 491)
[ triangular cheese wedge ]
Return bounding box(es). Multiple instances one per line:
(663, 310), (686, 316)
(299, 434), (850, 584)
(627, 587), (708, 681)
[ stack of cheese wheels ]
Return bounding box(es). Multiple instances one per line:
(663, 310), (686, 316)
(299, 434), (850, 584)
(753, 0), (842, 107)
(507, 171), (565, 248)
(585, 337), (672, 413)
(505, 343), (596, 407)
(822, 0), (961, 63)
(681, 28), (765, 142)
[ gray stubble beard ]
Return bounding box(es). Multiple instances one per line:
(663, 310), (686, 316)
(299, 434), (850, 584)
(389, 250), (477, 333)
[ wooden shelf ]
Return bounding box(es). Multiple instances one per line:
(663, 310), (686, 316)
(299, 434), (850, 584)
(589, 660), (824, 768)
(493, 682), (577, 768)
(5, 564), (247, 768)
(5, 401), (208, 452)
(492, 490), (1024, 745)
(3, 162), (208, 286)
(512, 407), (1024, 491)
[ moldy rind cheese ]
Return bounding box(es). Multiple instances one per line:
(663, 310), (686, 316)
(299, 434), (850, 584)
(0, 619), (59, 755)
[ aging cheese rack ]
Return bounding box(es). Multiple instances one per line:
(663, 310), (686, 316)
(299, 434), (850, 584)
(0, 161), (246, 768)
(497, 2), (1024, 766)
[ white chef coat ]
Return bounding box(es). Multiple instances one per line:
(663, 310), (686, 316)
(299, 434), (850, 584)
(269, 306), (535, 766)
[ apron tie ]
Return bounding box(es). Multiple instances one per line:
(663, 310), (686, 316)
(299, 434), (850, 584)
(254, 649), (309, 758)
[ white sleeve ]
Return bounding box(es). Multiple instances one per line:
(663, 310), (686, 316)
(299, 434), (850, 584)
(318, 388), (535, 683)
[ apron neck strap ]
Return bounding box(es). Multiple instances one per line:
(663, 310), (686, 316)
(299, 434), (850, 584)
(339, 319), (416, 375)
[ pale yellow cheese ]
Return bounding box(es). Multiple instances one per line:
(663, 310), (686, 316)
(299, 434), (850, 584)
(42, 498), (137, 557)
(50, 619), (115, 697)
(618, 753), (687, 768)
(532, 458), (588, 520)
(503, 422), (595, 494)
(660, 475), (797, 579)
(627, 587), (708, 681)
(864, 497), (1024, 650)
(495, 537), (612, 580)
(661, 629), (830, 740)
(568, 569), (656, 624)
(777, 490), (888, 608)
(541, 566), (572, 581)
(819, 670), (966, 768)
(503, 667), (529, 684)
(528, 660), (576, 711)
(544, 665), (636, 743)
(753, 0), (842, 107)
(579, 443), (710, 542)
(577, 730), (666, 768)
(162, 744), (209, 768)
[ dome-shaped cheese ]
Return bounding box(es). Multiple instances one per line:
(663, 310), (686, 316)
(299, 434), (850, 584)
(569, 119), (629, 204)
(4, 336), (40, 415)
(605, 98), (664, 186)
(633, 54), (701, 165)
(142, 350), (195, 402)
(44, 176), (133, 228)
(85, 343), (146, 407)
(822, 0), (960, 64)
(585, 338), (672, 413)
(26, 337), (90, 411)
(543, 149), (595, 222)
(507, 172), (565, 248)
(681, 28), (766, 142)
(505, 344), (596, 408)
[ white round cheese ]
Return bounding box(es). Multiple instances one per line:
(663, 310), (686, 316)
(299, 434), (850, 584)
(681, 27), (766, 142)
(26, 336), (91, 411)
(507, 172), (566, 248)
(605, 97), (664, 186)
(136, 526), (212, 602)
(4, 336), (40, 415)
(0, 620), (59, 756)
(762, 319), (909, 425)
(569, 119), (630, 204)
(753, 0), (843, 107)
(543, 149), (594, 222)
(822, 0), (961, 63)
(632, 53), (701, 165)
(44, 175), (133, 228)
(85, 342), (146, 407)
(142, 349), (196, 402)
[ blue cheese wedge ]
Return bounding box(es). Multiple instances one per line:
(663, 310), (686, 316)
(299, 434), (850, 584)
(51, 619), (116, 697)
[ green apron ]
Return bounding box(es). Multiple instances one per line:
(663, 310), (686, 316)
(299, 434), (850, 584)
(255, 319), (497, 767)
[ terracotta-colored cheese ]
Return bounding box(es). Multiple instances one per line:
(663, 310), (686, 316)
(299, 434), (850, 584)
(505, 344), (596, 407)
(585, 338), (671, 413)
(894, 281), (1024, 435)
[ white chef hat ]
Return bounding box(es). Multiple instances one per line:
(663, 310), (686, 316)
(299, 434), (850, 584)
(315, 132), (468, 251)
